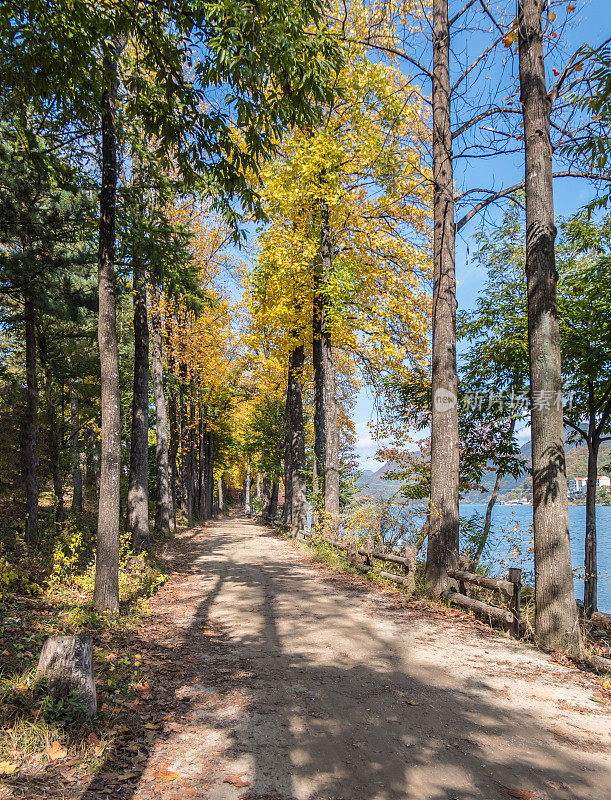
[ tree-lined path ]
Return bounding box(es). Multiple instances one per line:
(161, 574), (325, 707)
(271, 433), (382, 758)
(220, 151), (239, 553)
(79, 517), (610, 800)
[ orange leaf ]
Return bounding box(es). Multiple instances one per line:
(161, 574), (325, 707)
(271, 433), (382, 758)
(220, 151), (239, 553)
(46, 742), (68, 762)
(223, 775), (250, 787)
(154, 769), (181, 781)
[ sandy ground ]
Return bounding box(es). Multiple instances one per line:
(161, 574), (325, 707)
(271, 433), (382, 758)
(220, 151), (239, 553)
(100, 516), (609, 800)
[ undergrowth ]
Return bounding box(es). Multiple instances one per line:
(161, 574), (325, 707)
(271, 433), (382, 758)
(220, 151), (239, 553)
(0, 496), (169, 775)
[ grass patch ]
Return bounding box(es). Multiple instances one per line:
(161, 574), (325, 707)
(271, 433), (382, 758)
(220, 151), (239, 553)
(0, 497), (170, 781)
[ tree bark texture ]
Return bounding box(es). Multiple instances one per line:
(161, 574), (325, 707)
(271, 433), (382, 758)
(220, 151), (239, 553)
(426, 0), (459, 596)
(283, 371), (293, 527)
(473, 418), (517, 567)
(179, 361), (193, 526)
(518, 0), (580, 654)
(244, 456), (251, 514)
(94, 38), (126, 613)
(218, 476), (223, 513)
(151, 301), (172, 534)
(269, 479), (279, 521)
(23, 289), (39, 545)
(189, 401), (197, 520)
(44, 369), (63, 524)
(197, 413), (205, 519)
(313, 253), (325, 504)
(585, 438), (599, 617)
(168, 396), (179, 526)
(70, 383), (83, 513)
(289, 346), (307, 537)
(207, 426), (214, 517)
(316, 203), (340, 530)
(36, 634), (96, 718)
(127, 265), (150, 548)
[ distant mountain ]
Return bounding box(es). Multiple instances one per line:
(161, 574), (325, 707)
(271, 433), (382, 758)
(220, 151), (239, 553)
(363, 436), (611, 503)
(466, 435), (611, 500)
(355, 462), (403, 499)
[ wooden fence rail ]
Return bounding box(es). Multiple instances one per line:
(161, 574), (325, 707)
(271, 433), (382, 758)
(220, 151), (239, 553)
(314, 534), (417, 594)
(590, 611), (611, 631)
(442, 561), (522, 638)
(294, 527), (611, 673)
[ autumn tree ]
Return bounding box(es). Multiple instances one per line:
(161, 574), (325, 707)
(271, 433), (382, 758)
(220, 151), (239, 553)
(249, 42), (431, 533)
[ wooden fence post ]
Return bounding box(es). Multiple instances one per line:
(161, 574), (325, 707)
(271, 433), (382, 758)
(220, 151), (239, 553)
(366, 535), (374, 568)
(508, 567), (522, 638)
(458, 555), (469, 596)
(404, 544), (416, 596)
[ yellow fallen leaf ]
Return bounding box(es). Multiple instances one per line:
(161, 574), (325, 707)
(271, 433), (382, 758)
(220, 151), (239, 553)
(154, 769), (181, 781)
(143, 723), (159, 729)
(46, 741), (68, 761)
(0, 761), (18, 775)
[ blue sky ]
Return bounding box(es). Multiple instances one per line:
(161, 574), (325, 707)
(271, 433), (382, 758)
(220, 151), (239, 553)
(354, 0), (611, 470)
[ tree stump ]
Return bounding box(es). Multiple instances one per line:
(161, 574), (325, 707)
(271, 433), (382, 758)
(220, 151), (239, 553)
(36, 634), (97, 718)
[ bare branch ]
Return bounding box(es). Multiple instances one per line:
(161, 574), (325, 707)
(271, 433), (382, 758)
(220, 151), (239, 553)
(451, 32), (506, 96)
(452, 106), (521, 139)
(456, 172), (610, 231)
(449, 0), (478, 28)
(343, 37), (433, 81)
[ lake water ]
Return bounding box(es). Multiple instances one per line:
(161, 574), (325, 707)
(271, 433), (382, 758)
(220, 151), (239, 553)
(460, 503), (611, 613)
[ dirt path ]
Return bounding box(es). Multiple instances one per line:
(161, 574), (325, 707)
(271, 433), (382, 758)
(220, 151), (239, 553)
(101, 517), (609, 800)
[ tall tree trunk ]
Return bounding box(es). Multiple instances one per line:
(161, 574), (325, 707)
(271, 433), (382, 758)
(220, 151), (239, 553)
(179, 362), (193, 527)
(316, 203), (340, 530)
(518, 0), (580, 654)
(207, 427), (214, 516)
(244, 456), (251, 514)
(198, 412), (205, 519)
(88, 427), (101, 497)
(94, 37), (126, 613)
(217, 475), (223, 513)
(190, 400), (197, 523)
(151, 299), (172, 534)
(168, 326), (180, 530)
(473, 417), (517, 567)
(311, 458), (319, 532)
(473, 471), (502, 567)
(70, 383), (83, 513)
(584, 437), (599, 618)
(45, 369), (63, 524)
(289, 345), (307, 537)
(256, 471), (261, 501)
(282, 371), (293, 527)
(127, 264), (150, 549)
(426, 0), (459, 595)
(269, 479), (279, 521)
(23, 289), (38, 545)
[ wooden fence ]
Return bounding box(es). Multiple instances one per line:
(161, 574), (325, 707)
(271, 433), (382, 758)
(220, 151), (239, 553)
(442, 560), (522, 638)
(309, 534), (521, 636)
(295, 530), (611, 673)
(310, 533), (416, 594)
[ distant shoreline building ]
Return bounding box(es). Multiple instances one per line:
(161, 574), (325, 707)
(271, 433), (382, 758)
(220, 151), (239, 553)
(567, 475), (611, 494)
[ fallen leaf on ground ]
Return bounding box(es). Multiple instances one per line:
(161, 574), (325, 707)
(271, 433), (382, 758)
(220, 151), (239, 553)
(223, 775), (250, 787)
(117, 772), (139, 781)
(154, 769), (181, 781)
(0, 762), (18, 775)
(46, 741), (68, 761)
(507, 790), (535, 799)
(403, 699), (420, 706)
